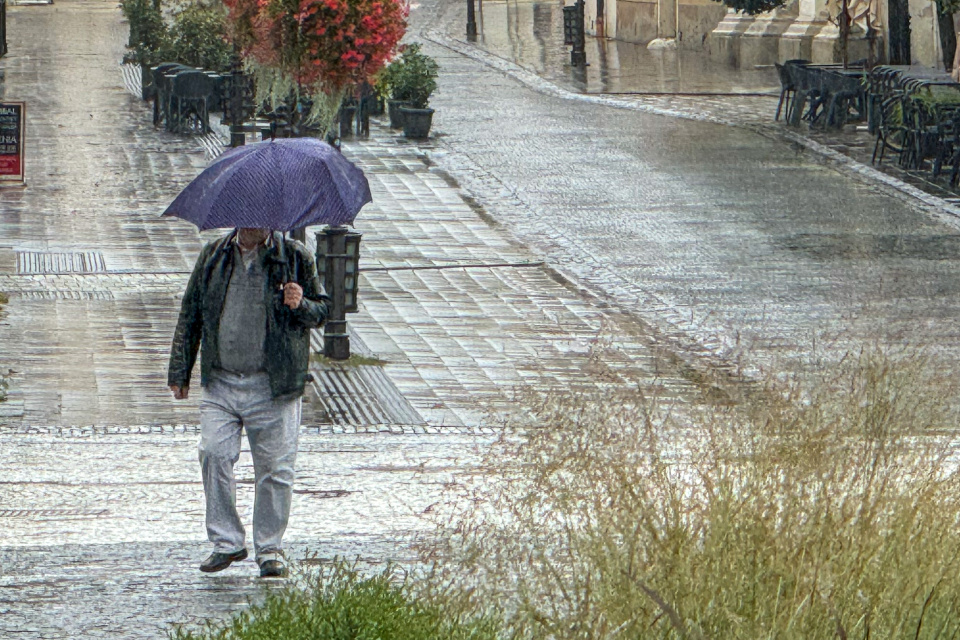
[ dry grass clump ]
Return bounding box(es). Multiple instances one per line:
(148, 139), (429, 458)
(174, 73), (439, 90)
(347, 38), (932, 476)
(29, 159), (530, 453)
(423, 352), (960, 639)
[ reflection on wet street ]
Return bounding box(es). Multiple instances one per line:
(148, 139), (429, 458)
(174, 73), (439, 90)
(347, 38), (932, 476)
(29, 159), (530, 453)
(472, 0), (778, 94)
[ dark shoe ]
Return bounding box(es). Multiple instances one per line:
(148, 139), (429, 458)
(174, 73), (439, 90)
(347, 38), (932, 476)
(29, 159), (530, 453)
(259, 559), (288, 578)
(199, 548), (248, 573)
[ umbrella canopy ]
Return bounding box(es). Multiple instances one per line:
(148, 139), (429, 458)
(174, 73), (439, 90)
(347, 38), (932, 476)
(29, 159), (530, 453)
(162, 138), (372, 231)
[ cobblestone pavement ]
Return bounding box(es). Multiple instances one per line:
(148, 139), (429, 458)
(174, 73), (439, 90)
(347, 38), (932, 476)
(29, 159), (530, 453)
(0, 1), (707, 637)
(406, 0), (960, 382)
(435, 0), (960, 210)
(470, 0), (780, 96)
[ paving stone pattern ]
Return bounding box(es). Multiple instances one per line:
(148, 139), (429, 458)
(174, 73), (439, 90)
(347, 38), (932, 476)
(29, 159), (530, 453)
(409, 0), (960, 384)
(0, 1), (702, 637)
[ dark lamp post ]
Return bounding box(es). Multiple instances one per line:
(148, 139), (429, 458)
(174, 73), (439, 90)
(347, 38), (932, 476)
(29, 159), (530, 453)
(316, 226), (363, 359)
(467, 0), (478, 39)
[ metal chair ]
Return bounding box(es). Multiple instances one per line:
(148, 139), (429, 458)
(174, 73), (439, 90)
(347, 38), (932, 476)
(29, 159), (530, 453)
(775, 63), (795, 121)
(168, 70), (217, 134)
(872, 92), (907, 166)
(152, 63), (192, 127)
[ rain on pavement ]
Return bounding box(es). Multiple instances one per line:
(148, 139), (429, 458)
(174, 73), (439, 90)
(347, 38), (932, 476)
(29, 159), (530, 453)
(3, 0), (960, 636)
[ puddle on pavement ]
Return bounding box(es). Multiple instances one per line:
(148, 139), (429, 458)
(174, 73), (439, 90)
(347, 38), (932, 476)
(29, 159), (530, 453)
(779, 233), (960, 261)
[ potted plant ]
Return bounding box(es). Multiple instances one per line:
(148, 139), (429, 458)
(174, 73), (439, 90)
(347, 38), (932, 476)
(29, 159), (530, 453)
(339, 96), (358, 137)
(223, 0), (407, 139)
(120, 0), (173, 99)
(394, 44), (439, 138)
(167, 1), (232, 73)
(376, 58), (407, 128)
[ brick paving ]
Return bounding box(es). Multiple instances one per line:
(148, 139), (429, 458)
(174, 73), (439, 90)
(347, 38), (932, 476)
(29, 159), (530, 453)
(11, 0), (959, 634)
(0, 1), (704, 637)
(408, 0), (960, 386)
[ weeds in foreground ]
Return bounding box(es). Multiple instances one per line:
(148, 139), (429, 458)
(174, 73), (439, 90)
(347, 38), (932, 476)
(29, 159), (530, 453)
(169, 562), (499, 640)
(423, 351), (960, 639)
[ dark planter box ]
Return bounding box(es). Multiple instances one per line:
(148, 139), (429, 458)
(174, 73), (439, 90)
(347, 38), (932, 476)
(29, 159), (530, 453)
(400, 106), (434, 139)
(339, 105), (357, 137)
(387, 99), (409, 129)
(141, 64), (156, 101)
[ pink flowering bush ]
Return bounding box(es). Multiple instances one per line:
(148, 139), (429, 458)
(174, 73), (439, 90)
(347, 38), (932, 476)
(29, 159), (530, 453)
(223, 0), (407, 93)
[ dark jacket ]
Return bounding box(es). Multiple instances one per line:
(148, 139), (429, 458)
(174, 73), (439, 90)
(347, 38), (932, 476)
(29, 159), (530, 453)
(168, 230), (330, 398)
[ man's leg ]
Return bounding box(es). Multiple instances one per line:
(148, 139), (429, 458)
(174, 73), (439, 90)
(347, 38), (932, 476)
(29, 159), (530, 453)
(199, 375), (246, 555)
(242, 378), (301, 567)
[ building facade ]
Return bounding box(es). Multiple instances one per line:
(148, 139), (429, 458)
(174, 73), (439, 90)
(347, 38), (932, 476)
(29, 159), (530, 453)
(584, 0), (948, 69)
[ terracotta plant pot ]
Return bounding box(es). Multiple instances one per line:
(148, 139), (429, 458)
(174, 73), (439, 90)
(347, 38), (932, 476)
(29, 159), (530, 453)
(400, 106), (434, 139)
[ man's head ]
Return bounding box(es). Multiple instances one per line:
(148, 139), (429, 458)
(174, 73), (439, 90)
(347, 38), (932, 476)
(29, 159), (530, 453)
(237, 228), (271, 250)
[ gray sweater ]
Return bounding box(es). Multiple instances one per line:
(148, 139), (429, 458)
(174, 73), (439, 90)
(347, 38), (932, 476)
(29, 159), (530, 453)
(217, 245), (267, 374)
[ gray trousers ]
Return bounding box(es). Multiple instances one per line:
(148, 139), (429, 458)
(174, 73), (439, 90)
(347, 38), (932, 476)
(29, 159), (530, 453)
(199, 369), (301, 563)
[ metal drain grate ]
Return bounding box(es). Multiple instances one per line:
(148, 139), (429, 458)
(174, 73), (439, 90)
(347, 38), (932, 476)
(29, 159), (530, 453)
(309, 329), (425, 427)
(17, 251), (107, 274)
(0, 508), (109, 518)
(16, 290), (115, 301)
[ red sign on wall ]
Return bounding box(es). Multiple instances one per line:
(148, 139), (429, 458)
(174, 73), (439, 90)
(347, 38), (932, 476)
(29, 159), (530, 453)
(0, 102), (25, 184)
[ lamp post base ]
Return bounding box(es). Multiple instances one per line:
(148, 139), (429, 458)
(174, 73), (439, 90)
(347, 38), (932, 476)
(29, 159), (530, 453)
(467, 0), (478, 39)
(323, 333), (351, 360)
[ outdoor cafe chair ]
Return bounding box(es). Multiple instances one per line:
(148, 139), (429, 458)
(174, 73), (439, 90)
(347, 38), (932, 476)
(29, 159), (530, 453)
(775, 62), (795, 121)
(168, 70), (217, 134)
(898, 94), (951, 171)
(866, 67), (900, 133)
(931, 107), (960, 179)
(819, 70), (866, 128)
(784, 61), (820, 126)
(153, 63), (192, 127)
(872, 92), (907, 166)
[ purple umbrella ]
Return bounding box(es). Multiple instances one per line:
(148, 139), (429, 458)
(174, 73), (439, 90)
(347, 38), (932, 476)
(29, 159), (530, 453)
(162, 138), (372, 231)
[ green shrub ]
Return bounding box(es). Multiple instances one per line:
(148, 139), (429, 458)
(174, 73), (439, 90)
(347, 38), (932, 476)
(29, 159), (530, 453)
(427, 350), (960, 639)
(170, 562), (500, 640)
(168, 2), (232, 72)
(120, 0), (172, 66)
(388, 44), (439, 109)
(375, 58), (403, 102)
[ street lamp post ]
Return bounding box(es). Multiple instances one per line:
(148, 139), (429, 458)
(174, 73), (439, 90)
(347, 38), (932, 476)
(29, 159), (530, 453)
(316, 226), (363, 360)
(466, 0), (478, 39)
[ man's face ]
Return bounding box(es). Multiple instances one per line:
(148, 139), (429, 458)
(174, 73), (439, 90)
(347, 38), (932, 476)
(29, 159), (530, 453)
(238, 228), (270, 248)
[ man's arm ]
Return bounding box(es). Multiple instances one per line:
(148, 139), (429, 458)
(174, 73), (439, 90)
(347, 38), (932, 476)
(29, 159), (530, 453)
(285, 243), (330, 328)
(168, 246), (210, 394)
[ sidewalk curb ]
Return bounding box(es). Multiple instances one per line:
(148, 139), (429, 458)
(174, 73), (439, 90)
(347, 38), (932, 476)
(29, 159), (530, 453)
(423, 30), (960, 232)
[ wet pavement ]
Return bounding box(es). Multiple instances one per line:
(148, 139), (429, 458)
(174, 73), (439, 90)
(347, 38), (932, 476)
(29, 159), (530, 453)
(0, 1), (702, 637)
(466, 0), (778, 95)
(414, 0), (960, 380)
(7, 0), (960, 634)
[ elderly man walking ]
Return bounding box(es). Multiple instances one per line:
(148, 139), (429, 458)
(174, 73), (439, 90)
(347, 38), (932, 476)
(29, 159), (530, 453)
(168, 227), (329, 578)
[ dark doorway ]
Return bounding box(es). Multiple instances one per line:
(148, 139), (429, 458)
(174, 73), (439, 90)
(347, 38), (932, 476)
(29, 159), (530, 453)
(889, 0), (911, 64)
(596, 0), (604, 37)
(938, 7), (956, 70)
(1, 0), (7, 58)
